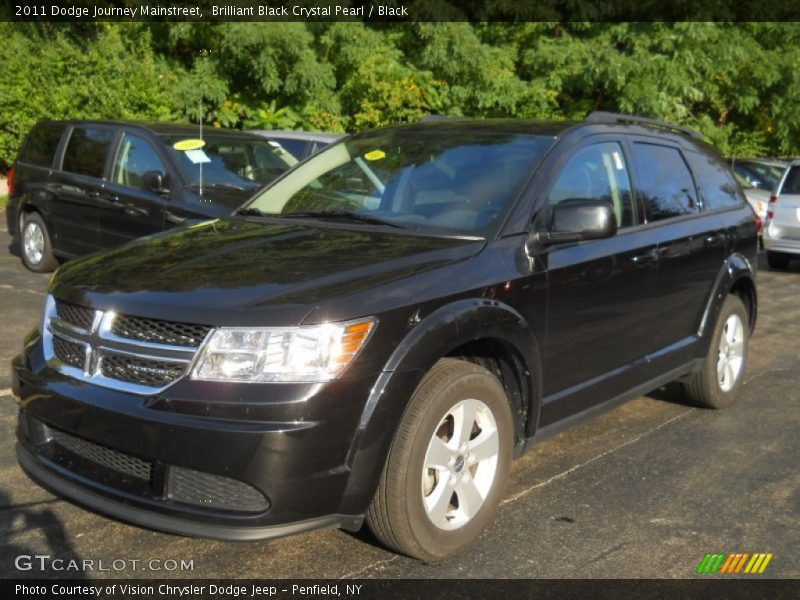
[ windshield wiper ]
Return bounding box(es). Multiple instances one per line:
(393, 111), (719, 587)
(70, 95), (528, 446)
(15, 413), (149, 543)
(280, 210), (405, 229)
(236, 207), (268, 217)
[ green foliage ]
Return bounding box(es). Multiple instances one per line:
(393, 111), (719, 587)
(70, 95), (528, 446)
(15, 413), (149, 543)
(2, 21), (800, 170)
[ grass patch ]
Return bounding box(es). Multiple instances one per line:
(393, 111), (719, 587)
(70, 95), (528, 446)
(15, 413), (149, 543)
(0, 195), (7, 210)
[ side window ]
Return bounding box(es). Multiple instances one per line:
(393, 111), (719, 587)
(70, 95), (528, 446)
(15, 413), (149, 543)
(634, 143), (699, 221)
(62, 127), (116, 178)
(112, 134), (166, 189)
(18, 124), (64, 167)
(548, 142), (635, 228)
(688, 151), (744, 211)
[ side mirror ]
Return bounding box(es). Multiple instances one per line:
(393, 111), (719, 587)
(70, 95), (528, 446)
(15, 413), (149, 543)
(538, 199), (617, 244)
(143, 171), (167, 194)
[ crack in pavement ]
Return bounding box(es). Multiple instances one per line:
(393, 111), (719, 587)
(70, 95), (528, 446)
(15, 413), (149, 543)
(339, 556), (399, 579)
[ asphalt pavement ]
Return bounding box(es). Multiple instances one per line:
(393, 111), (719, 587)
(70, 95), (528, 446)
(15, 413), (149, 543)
(0, 220), (798, 580)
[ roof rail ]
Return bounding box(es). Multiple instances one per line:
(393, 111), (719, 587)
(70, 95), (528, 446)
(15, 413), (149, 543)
(419, 114), (465, 123)
(585, 111), (703, 140)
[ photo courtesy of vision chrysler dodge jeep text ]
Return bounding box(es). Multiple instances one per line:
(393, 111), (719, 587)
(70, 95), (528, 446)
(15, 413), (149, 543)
(11, 113), (757, 561)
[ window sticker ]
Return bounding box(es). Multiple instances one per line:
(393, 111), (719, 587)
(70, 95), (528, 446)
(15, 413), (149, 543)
(184, 149), (212, 164)
(173, 139), (206, 151)
(364, 150), (386, 161)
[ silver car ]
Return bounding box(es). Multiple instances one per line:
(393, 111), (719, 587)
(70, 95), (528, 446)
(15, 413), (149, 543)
(763, 161), (800, 268)
(729, 158), (788, 223)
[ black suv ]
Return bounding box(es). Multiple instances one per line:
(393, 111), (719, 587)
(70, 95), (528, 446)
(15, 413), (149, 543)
(6, 120), (298, 272)
(12, 114), (757, 561)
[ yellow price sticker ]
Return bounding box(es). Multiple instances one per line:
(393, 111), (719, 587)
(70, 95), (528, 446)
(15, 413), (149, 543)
(364, 150), (386, 161)
(173, 139), (206, 151)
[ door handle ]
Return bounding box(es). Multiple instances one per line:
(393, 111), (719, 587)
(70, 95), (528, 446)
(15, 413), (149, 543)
(124, 206), (148, 218)
(632, 248), (659, 265)
(86, 190), (100, 199)
(105, 195), (120, 204)
(705, 233), (724, 247)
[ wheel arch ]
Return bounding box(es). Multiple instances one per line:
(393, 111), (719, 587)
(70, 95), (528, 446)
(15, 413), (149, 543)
(337, 298), (543, 515)
(698, 252), (757, 349)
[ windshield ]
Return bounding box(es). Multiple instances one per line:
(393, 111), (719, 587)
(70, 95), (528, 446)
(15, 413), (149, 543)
(244, 128), (554, 236)
(161, 134), (299, 192)
(731, 161), (785, 192)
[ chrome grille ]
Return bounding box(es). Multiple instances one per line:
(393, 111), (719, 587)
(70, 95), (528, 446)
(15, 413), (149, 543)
(42, 295), (205, 394)
(50, 427), (154, 481)
(55, 299), (95, 330)
(52, 336), (85, 370)
(111, 315), (211, 347)
(101, 354), (186, 388)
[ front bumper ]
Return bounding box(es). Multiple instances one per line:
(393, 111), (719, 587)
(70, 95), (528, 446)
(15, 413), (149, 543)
(11, 339), (378, 540)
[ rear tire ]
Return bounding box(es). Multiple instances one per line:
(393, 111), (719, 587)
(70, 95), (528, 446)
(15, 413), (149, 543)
(366, 358), (514, 562)
(682, 295), (748, 409)
(20, 212), (58, 272)
(766, 251), (790, 269)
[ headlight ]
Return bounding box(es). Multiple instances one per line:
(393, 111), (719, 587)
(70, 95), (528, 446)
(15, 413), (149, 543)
(191, 317), (376, 383)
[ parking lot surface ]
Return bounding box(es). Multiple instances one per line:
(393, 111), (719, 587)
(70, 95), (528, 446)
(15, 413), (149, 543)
(0, 220), (798, 579)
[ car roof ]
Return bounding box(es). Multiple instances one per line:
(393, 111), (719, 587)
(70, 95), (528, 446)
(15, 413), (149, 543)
(35, 119), (268, 140)
(252, 130), (344, 143)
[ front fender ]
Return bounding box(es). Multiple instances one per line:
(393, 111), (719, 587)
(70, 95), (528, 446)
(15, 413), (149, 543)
(337, 298), (543, 515)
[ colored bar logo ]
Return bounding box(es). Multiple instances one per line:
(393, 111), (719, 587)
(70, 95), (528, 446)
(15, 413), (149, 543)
(697, 552), (773, 574)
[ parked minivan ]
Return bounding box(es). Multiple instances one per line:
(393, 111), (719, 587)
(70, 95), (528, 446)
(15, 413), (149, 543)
(12, 113), (757, 562)
(6, 121), (300, 272)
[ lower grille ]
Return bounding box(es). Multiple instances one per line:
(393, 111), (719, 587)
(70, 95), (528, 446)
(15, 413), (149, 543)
(100, 354), (186, 388)
(167, 466), (269, 513)
(49, 428), (154, 482)
(52, 336), (85, 370)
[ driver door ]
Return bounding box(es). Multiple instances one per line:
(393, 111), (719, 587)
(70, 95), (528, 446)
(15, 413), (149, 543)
(99, 132), (168, 248)
(534, 139), (663, 425)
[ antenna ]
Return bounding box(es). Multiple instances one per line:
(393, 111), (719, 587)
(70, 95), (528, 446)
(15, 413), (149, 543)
(198, 99), (204, 197)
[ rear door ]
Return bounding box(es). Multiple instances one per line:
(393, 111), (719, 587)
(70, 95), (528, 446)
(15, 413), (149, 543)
(99, 131), (169, 248)
(628, 139), (727, 370)
(535, 138), (663, 424)
(49, 125), (117, 256)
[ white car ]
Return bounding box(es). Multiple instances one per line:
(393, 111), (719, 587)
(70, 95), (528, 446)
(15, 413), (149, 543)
(763, 160), (800, 268)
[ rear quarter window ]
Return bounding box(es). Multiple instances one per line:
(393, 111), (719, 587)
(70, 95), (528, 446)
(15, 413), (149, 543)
(687, 151), (744, 211)
(17, 123), (65, 168)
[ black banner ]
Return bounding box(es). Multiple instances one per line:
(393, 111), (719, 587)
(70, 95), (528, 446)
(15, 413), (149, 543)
(5, 0), (800, 22)
(3, 579), (800, 600)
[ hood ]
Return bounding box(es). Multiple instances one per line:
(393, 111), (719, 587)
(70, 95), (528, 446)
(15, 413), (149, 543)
(51, 218), (484, 326)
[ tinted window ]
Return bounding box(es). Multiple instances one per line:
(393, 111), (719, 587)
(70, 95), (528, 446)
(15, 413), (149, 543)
(112, 134), (166, 189)
(548, 142), (635, 228)
(731, 160), (784, 191)
(266, 138), (307, 160)
(782, 166), (800, 195)
(634, 143), (699, 221)
(62, 127), (115, 178)
(248, 129), (554, 235)
(689, 152), (743, 211)
(18, 123), (64, 167)
(161, 134), (298, 192)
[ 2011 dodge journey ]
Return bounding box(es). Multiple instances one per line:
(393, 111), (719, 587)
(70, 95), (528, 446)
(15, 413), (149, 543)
(12, 113), (758, 561)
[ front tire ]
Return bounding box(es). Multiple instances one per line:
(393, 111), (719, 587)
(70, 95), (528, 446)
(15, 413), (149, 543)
(366, 358), (514, 562)
(20, 212), (58, 272)
(682, 295), (749, 409)
(766, 251), (790, 269)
